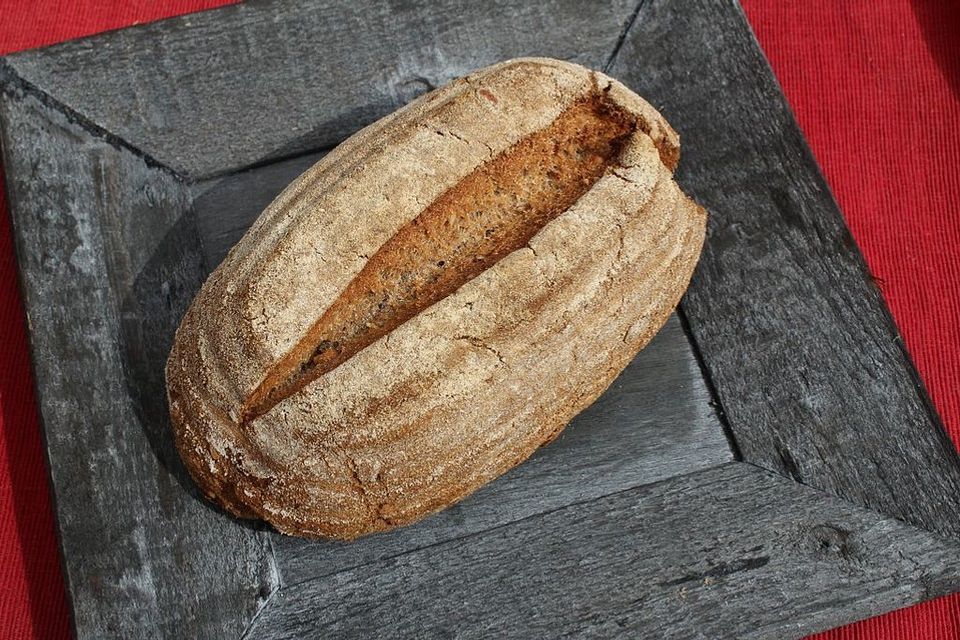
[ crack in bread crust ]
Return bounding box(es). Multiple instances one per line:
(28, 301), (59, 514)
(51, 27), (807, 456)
(241, 91), (637, 422)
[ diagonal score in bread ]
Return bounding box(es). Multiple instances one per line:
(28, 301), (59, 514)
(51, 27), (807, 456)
(240, 90), (638, 423)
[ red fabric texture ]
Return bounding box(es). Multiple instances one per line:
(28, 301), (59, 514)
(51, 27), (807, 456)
(0, 1), (956, 638)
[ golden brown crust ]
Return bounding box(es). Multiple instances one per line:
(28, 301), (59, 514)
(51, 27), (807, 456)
(241, 90), (638, 421)
(165, 57), (705, 540)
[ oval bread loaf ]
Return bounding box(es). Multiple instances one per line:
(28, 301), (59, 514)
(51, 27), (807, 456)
(166, 57), (706, 540)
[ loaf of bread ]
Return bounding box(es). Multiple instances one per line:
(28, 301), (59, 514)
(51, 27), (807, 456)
(165, 57), (706, 540)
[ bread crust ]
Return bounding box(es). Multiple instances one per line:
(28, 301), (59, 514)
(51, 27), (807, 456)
(165, 57), (705, 540)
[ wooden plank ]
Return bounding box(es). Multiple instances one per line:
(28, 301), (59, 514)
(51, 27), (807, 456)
(2, 15), (734, 634)
(3, 0), (640, 180)
(246, 462), (960, 639)
(273, 314), (731, 585)
(607, 0), (960, 538)
(0, 86), (277, 639)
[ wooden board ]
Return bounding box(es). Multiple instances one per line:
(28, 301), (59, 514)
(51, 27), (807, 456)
(248, 463), (960, 640)
(1, 0), (958, 638)
(1, 0), (640, 179)
(607, 0), (960, 540)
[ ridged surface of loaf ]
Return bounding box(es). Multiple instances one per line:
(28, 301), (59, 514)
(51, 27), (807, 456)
(166, 58), (705, 539)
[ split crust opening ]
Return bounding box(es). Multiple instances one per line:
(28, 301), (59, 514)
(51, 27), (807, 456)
(241, 90), (638, 422)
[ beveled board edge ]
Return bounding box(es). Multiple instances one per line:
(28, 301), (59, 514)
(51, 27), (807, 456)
(243, 462), (960, 640)
(0, 69), (277, 640)
(0, 0), (641, 180)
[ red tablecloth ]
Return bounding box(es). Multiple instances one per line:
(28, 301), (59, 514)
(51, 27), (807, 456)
(0, 1), (957, 638)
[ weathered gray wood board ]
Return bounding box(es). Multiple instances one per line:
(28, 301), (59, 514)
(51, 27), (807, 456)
(191, 151), (327, 268)
(0, 87), (277, 639)
(2, 0), (639, 179)
(0, 3), (730, 637)
(1, 0), (959, 638)
(248, 464), (960, 640)
(607, 0), (960, 539)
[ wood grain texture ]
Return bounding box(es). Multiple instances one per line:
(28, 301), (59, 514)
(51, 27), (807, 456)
(247, 462), (960, 640)
(3, 0), (640, 180)
(0, 86), (277, 639)
(607, 0), (960, 539)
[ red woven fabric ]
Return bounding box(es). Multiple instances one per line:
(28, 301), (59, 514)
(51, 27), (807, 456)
(0, 1), (957, 638)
